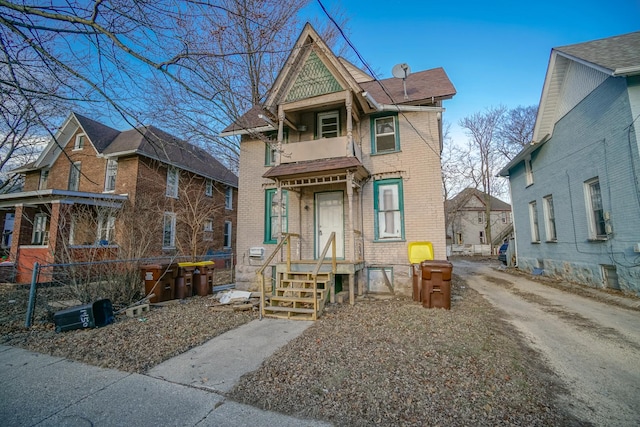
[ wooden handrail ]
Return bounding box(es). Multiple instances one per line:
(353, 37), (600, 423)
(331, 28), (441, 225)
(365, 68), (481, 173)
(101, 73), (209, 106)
(311, 232), (336, 319)
(256, 233), (299, 319)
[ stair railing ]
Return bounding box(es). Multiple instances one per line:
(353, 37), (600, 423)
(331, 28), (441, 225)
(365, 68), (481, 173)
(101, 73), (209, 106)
(311, 232), (336, 320)
(256, 233), (299, 319)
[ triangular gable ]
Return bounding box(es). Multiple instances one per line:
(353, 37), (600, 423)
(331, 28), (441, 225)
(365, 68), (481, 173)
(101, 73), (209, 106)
(265, 23), (362, 110)
(285, 50), (343, 102)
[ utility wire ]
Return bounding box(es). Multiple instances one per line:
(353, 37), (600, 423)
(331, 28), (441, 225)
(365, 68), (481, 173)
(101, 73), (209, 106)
(316, 0), (443, 159)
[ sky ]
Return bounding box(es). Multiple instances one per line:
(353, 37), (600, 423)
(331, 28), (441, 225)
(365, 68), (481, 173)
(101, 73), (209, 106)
(302, 0), (640, 143)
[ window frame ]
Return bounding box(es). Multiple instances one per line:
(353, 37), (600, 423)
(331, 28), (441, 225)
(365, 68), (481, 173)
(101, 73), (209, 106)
(373, 178), (405, 241)
(205, 179), (213, 197)
(370, 113), (400, 154)
(525, 155), (534, 186)
(162, 212), (177, 249)
(585, 178), (607, 239)
(543, 195), (557, 242)
(104, 159), (118, 192)
(223, 220), (232, 249)
(225, 187), (233, 210)
(68, 161), (81, 191)
(529, 201), (540, 243)
(32, 213), (48, 245)
(39, 168), (49, 190)
(166, 167), (179, 198)
(264, 189), (288, 244)
(74, 134), (85, 150)
(203, 218), (213, 241)
(264, 129), (288, 166)
(317, 110), (340, 139)
(97, 213), (116, 244)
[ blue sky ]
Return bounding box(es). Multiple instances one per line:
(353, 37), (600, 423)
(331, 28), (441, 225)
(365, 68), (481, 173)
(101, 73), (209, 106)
(303, 0), (640, 143)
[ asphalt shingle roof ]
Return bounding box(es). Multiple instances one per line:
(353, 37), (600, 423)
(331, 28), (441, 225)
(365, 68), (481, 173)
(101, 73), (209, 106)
(555, 31), (640, 72)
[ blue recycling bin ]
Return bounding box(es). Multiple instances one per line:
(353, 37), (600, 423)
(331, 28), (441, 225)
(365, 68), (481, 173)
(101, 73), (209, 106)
(54, 299), (115, 333)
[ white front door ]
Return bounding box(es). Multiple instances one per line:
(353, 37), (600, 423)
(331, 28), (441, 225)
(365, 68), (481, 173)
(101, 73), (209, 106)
(316, 191), (344, 259)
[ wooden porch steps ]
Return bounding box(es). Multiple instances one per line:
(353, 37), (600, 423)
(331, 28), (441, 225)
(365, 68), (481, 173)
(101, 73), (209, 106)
(263, 271), (333, 320)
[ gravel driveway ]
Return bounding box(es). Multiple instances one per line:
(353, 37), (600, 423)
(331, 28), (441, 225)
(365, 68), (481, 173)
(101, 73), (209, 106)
(453, 259), (640, 427)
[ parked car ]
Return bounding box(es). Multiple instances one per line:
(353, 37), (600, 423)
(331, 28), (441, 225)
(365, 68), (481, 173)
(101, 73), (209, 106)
(498, 242), (509, 265)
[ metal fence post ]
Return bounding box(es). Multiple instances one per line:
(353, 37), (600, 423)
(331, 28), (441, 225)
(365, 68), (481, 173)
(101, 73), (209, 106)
(25, 262), (40, 328)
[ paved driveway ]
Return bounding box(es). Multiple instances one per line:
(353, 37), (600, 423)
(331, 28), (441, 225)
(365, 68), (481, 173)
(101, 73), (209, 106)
(452, 259), (640, 427)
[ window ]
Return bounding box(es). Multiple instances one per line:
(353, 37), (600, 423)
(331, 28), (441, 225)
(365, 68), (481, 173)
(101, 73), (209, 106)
(223, 221), (232, 248)
(265, 189), (288, 244)
(74, 134), (85, 150)
(374, 179), (404, 240)
(225, 187), (233, 210)
(162, 212), (176, 248)
(479, 230), (486, 244)
(97, 213), (116, 244)
(203, 219), (213, 241)
(32, 213), (48, 245)
(529, 201), (540, 242)
(264, 130), (287, 166)
(317, 111), (339, 138)
(477, 211), (485, 224)
(501, 212), (510, 224)
(39, 169), (49, 190)
(455, 232), (463, 244)
(525, 156), (534, 186)
(543, 195), (557, 241)
(104, 159), (118, 192)
(68, 161), (81, 191)
(371, 113), (399, 153)
(586, 178), (606, 238)
(166, 167), (178, 198)
(205, 179), (213, 197)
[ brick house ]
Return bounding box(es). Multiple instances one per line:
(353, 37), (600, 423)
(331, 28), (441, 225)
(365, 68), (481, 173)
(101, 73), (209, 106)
(221, 24), (456, 318)
(445, 188), (513, 255)
(0, 112), (237, 283)
(498, 31), (640, 293)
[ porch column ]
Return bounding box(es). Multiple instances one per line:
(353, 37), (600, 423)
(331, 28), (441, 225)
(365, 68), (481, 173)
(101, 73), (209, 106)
(9, 204), (23, 263)
(277, 105), (284, 165)
(346, 170), (355, 305)
(346, 91), (353, 157)
(276, 179), (284, 262)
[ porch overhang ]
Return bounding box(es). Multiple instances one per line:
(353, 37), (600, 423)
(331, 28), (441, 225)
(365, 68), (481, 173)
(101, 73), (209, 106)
(262, 157), (369, 188)
(0, 189), (129, 210)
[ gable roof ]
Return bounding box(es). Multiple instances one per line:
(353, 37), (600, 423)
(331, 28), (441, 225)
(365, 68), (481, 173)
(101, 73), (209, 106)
(17, 112), (237, 187)
(445, 188), (511, 212)
(221, 23), (456, 136)
(555, 31), (640, 75)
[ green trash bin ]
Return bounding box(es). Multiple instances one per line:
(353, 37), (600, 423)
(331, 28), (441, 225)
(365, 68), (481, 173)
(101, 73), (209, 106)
(54, 299), (115, 333)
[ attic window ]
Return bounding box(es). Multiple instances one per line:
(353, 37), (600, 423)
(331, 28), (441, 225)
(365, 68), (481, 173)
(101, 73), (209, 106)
(74, 134), (85, 150)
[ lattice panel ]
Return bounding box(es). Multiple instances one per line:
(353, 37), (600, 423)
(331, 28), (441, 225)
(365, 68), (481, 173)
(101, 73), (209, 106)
(285, 50), (342, 102)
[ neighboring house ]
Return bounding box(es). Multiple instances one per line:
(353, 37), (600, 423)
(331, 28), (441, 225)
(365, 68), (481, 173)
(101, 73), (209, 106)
(445, 188), (512, 255)
(498, 31), (640, 293)
(221, 23), (456, 317)
(0, 112), (238, 283)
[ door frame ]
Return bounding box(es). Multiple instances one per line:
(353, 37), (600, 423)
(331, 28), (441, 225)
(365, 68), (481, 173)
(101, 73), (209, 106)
(314, 190), (345, 260)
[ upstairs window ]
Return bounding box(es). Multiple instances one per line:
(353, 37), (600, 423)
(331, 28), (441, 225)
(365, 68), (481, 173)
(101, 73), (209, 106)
(374, 179), (404, 241)
(74, 134), (85, 150)
(166, 167), (178, 198)
(586, 178), (606, 238)
(203, 219), (213, 241)
(317, 111), (339, 138)
(104, 159), (118, 192)
(68, 161), (81, 191)
(205, 179), (213, 197)
(525, 156), (534, 186)
(223, 221), (232, 248)
(477, 211), (485, 224)
(371, 113), (399, 153)
(225, 187), (233, 210)
(39, 169), (49, 190)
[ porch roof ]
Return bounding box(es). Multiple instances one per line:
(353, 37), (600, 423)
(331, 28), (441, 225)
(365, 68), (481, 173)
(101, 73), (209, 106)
(262, 157), (369, 183)
(0, 189), (128, 209)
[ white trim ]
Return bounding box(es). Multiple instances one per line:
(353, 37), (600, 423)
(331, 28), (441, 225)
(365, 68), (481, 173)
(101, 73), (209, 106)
(362, 91), (444, 112)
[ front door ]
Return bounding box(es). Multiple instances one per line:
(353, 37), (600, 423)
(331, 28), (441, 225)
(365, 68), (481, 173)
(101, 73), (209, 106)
(316, 191), (344, 259)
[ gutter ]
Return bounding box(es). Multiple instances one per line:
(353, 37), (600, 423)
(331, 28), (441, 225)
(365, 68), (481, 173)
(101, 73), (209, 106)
(219, 125), (275, 137)
(614, 65), (640, 76)
(362, 92), (444, 113)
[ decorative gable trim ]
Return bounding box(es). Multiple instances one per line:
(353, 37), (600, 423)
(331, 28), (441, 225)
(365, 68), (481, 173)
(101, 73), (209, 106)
(285, 50), (343, 102)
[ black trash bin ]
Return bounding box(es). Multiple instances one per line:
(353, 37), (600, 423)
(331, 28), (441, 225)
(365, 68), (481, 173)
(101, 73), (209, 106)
(54, 299), (115, 333)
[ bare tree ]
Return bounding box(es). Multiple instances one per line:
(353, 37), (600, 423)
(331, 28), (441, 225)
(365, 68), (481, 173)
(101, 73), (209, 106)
(459, 106), (507, 250)
(497, 105), (537, 160)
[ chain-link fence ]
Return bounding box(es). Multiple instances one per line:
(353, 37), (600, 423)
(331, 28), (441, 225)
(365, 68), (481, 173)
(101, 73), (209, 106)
(0, 253), (234, 329)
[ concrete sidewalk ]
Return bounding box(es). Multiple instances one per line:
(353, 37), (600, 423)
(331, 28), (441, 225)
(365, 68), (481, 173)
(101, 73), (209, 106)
(0, 318), (331, 427)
